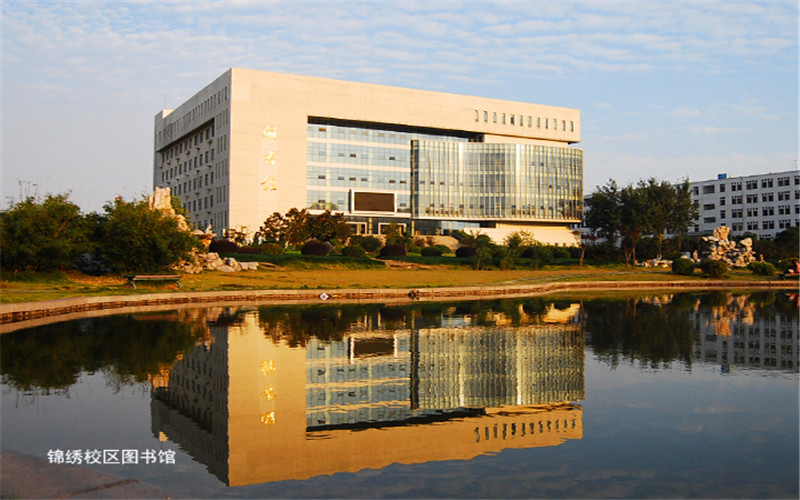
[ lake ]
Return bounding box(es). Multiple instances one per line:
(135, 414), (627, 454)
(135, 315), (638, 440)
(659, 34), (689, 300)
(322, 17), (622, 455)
(2, 290), (797, 498)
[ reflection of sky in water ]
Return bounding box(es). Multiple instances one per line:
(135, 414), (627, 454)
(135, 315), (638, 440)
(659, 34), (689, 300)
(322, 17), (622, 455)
(1, 292), (797, 499)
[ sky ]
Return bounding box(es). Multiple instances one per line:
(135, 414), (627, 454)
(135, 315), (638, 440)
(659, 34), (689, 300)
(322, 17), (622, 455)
(2, 0), (797, 213)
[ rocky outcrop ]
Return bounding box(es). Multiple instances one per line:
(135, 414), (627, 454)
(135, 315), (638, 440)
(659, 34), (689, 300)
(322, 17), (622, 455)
(698, 226), (756, 268)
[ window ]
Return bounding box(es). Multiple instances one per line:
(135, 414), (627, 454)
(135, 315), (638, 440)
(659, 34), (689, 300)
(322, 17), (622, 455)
(778, 191), (791, 201)
(704, 217), (716, 223)
(762, 207), (774, 216)
(703, 185), (715, 194)
(762, 193), (774, 202)
(475, 110), (479, 122)
(731, 195), (743, 204)
(763, 220), (775, 230)
(719, 197), (726, 206)
(493, 112), (497, 123)
(731, 182), (742, 191)
(746, 194), (758, 203)
(778, 176), (790, 186)
(720, 210), (726, 219)
(502, 113), (506, 124)
(746, 180), (758, 190)
(732, 209), (743, 218)
(779, 219), (791, 229)
(732, 222), (744, 231)
(484, 111), (488, 122)
(719, 184), (726, 192)
(747, 221), (759, 230)
(762, 178), (774, 188)
(537, 117), (541, 128)
(510, 114), (514, 125)
(747, 208), (758, 217)
(778, 205), (791, 215)
(703, 203), (715, 210)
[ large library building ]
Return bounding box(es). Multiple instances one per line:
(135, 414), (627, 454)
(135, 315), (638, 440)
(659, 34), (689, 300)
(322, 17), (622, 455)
(153, 68), (584, 245)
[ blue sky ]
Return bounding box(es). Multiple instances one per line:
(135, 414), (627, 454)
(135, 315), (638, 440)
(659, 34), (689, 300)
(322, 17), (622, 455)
(2, 1), (797, 213)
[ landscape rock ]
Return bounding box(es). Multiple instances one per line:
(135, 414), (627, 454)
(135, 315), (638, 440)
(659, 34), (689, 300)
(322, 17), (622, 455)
(698, 226), (756, 268)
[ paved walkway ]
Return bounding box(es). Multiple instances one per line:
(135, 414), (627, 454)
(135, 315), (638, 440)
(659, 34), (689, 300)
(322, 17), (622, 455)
(0, 450), (184, 499)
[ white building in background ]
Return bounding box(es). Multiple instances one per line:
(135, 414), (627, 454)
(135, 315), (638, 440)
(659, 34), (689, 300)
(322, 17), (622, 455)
(152, 68), (584, 245)
(689, 170), (800, 239)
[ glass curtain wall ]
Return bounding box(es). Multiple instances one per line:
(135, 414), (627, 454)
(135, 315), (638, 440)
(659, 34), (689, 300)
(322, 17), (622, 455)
(412, 141), (583, 222)
(306, 121), (472, 213)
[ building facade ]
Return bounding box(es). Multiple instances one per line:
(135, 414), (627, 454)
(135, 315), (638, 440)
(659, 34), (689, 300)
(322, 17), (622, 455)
(153, 68), (583, 245)
(689, 170), (800, 239)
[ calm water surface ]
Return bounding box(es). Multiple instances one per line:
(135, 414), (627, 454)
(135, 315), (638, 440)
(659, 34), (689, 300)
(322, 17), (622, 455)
(2, 291), (797, 499)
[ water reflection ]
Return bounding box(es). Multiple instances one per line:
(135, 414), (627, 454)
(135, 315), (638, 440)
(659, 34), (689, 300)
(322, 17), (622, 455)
(150, 301), (585, 486)
(1, 291), (796, 494)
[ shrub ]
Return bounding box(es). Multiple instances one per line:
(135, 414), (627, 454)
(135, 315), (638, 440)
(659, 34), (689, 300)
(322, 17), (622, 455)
(552, 248), (571, 259)
(301, 239), (332, 256)
(379, 244), (406, 257)
(456, 246), (477, 258)
(259, 243), (285, 255)
(407, 244), (422, 254)
(747, 261), (776, 276)
(672, 257), (696, 276)
(472, 246), (493, 270)
(421, 246), (445, 257)
(700, 259), (728, 278)
(433, 244), (453, 255)
(521, 245), (553, 263)
(341, 245), (367, 258)
(209, 239), (239, 254)
(237, 247), (260, 254)
(350, 235), (383, 254)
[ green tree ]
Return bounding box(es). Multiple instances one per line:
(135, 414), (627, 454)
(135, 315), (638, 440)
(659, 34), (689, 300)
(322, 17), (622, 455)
(0, 194), (90, 271)
(308, 210), (352, 244)
(619, 184), (648, 266)
(95, 197), (200, 273)
(585, 180), (621, 247)
(774, 226), (799, 259)
(282, 208), (312, 247)
(257, 212), (286, 244)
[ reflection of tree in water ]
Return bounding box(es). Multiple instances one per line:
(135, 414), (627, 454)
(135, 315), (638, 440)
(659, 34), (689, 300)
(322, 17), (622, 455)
(0, 313), (206, 393)
(583, 293), (700, 369)
(257, 298), (554, 347)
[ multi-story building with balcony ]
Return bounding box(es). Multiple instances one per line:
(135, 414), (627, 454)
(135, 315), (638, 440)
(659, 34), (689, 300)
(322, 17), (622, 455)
(153, 68), (584, 245)
(689, 170), (800, 239)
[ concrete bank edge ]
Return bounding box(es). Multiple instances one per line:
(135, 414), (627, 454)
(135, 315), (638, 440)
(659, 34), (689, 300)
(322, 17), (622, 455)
(1, 280), (793, 330)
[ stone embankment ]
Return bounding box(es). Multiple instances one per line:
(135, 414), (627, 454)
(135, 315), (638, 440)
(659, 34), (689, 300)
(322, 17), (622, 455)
(1, 280), (792, 332)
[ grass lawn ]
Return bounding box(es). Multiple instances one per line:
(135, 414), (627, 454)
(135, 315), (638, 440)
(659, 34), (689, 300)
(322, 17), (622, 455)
(0, 258), (778, 304)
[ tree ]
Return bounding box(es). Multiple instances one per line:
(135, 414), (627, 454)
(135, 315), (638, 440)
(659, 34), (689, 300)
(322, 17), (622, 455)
(0, 194), (90, 271)
(667, 179), (699, 252)
(308, 210), (352, 245)
(257, 212), (286, 244)
(773, 226), (799, 260)
(282, 208), (312, 247)
(618, 184), (648, 266)
(585, 180), (621, 246)
(95, 197), (200, 273)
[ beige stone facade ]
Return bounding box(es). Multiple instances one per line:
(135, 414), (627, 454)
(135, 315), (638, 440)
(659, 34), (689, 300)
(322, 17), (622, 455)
(154, 68), (583, 245)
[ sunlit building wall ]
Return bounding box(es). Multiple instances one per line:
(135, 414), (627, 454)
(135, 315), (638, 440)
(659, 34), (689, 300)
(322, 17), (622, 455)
(689, 170), (800, 239)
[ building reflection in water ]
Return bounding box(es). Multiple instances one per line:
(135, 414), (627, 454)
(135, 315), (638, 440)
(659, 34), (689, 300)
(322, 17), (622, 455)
(150, 303), (585, 486)
(690, 293), (799, 372)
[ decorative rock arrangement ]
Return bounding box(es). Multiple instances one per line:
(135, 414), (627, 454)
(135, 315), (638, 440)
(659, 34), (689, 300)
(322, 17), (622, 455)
(698, 226), (756, 268)
(175, 251), (260, 274)
(148, 187), (260, 274)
